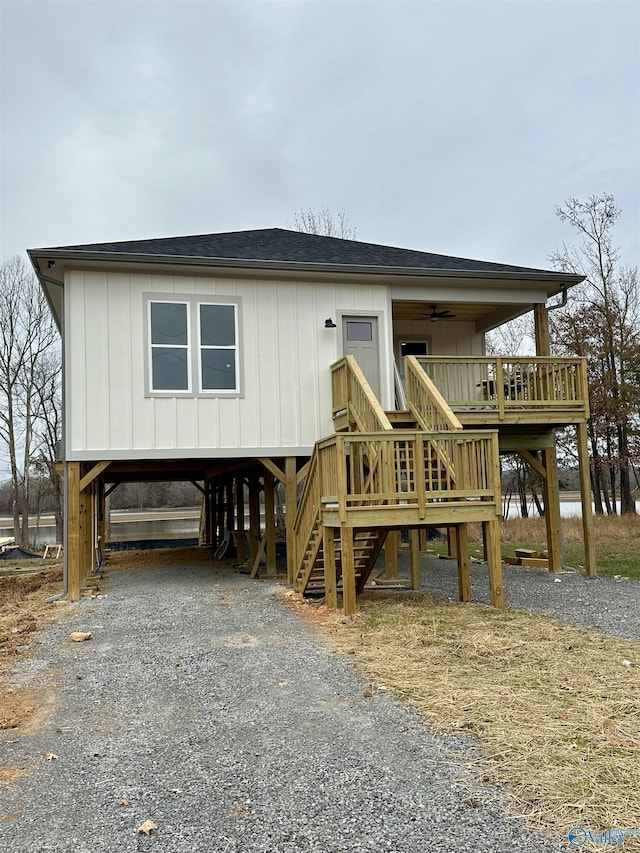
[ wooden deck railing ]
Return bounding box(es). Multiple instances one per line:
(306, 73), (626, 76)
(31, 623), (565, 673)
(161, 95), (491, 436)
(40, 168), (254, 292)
(315, 429), (501, 522)
(415, 356), (589, 421)
(331, 356), (392, 432)
(405, 355), (463, 431)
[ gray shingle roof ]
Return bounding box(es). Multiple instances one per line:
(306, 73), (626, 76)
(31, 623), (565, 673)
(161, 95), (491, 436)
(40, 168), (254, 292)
(38, 228), (555, 275)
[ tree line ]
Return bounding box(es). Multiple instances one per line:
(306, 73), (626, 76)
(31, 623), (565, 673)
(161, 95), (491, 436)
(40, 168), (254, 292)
(0, 256), (62, 544)
(549, 195), (639, 515)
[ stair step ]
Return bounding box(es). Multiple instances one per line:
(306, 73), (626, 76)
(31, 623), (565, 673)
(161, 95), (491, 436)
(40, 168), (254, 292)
(306, 575), (363, 591)
(385, 410), (419, 428)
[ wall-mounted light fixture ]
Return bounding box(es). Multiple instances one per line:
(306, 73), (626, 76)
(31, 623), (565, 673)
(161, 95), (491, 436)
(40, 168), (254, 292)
(324, 318), (337, 328)
(47, 260), (56, 269)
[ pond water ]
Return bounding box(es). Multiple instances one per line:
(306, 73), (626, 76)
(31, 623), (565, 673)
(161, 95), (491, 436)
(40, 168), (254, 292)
(2, 499), (637, 550)
(0, 512), (200, 550)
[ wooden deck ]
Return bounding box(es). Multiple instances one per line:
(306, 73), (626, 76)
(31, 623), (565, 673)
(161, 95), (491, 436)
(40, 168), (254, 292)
(315, 429), (501, 528)
(415, 356), (589, 427)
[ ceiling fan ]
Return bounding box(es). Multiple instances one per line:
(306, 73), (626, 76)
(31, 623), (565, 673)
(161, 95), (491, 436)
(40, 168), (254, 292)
(424, 305), (456, 322)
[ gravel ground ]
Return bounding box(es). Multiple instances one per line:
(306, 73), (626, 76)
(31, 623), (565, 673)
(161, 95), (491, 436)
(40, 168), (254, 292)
(0, 560), (589, 853)
(415, 553), (640, 641)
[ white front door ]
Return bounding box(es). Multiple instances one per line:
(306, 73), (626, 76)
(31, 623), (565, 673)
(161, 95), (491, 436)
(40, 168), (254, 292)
(342, 316), (381, 399)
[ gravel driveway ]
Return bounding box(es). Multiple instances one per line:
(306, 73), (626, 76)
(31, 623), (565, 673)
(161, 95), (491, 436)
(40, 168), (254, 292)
(416, 554), (640, 641)
(1, 556), (637, 853)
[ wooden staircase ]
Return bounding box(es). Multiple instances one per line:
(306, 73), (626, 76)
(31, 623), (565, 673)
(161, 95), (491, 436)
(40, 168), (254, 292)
(292, 355), (504, 612)
(384, 410), (419, 429)
(294, 526), (388, 595)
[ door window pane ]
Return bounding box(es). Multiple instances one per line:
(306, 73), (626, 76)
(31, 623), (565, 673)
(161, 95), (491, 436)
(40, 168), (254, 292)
(151, 302), (187, 345)
(200, 304), (236, 346)
(201, 349), (236, 390)
(346, 321), (373, 341)
(152, 348), (189, 390)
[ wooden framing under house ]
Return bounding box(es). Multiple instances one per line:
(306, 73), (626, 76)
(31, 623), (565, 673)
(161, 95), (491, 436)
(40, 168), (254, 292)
(29, 228), (596, 613)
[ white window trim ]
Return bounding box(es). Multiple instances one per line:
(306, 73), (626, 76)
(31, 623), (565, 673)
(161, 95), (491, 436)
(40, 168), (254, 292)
(144, 293), (242, 398)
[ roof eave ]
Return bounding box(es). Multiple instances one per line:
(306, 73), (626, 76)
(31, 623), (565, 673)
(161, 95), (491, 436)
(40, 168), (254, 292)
(27, 248), (586, 287)
(28, 253), (64, 331)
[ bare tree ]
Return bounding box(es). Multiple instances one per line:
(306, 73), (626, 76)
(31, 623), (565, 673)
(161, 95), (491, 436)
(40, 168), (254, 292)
(0, 256), (61, 546)
(32, 349), (63, 541)
(485, 314), (535, 356)
(290, 206), (358, 239)
(550, 194), (639, 515)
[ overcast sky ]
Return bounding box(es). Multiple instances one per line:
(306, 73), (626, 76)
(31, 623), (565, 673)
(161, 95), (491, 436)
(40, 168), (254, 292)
(1, 0), (638, 270)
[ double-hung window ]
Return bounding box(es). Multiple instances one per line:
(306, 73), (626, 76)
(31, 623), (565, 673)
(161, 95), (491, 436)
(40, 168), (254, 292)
(150, 301), (190, 391)
(147, 296), (240, 396)
(198, 303), (238, 391)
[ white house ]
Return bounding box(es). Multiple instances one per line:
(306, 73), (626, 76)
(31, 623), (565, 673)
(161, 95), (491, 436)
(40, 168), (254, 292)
(29, 229), (594, 611)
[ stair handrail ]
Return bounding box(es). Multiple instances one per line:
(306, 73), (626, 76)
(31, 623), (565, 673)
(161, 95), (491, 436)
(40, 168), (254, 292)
(393, 359), (407, 410)
(292, 443), (324, 582)
(293, 445), (319, 532)
(405, 355), (463, 431)
(331, 356), (393, 432)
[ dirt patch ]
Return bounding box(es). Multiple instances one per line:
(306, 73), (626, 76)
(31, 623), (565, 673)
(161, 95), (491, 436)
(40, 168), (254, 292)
(0, 567), (64, 731)
(0, 766), (31, 788)
(105, 546), (215, 570)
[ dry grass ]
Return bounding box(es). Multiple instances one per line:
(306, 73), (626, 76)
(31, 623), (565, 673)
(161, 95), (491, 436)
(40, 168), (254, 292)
(288, 591), (640, 849)
(0, 567), (65, 730)
(431, 515), (640, 579)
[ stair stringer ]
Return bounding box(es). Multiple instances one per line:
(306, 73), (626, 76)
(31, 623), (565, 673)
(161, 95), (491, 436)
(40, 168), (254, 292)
(293, 510), (323, 593)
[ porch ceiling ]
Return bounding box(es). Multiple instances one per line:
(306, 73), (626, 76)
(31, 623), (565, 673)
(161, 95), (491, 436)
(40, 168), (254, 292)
(392, 300), (504, 323)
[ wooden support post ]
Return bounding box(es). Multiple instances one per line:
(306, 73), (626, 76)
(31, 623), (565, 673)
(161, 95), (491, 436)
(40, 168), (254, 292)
(217, 479), (225, 546)
(447, 526), (458, 558)
(249, 469), (260, 562)
(235, 475), (247, 560)
(264, 469), (276, 576)
(79, 477), (90, 589)
(384, 530), (399, 579)
(209, 481), (216, 547)
(66, 463), (81, 600)
(483, 519), (504, 608)
(88, 483), (96, 577)
(225, 477), (234, 534)
(541, 444), (563, 572)
(285, 457), (297, 584)
(105, 489), (112, 545)
(341, 528), (357, 616)
(534, 303), (551, 356)
(198, 493), (206, 546)
(577, 421), (597, 576)
(456, 524), (471, 603)
(96, 477), (106, 564)
(419, 528), (427, 551)
(202, 479), (212, 546)
(409, 529), (421, 590)
(323, 526), (337, 609)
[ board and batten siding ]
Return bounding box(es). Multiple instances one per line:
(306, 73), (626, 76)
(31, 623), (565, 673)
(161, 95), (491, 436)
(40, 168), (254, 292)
(393, 318), (484, 356)
(64, 270), (391, 460)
